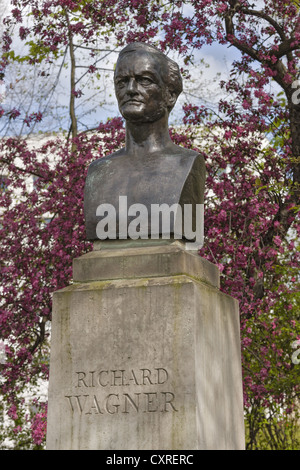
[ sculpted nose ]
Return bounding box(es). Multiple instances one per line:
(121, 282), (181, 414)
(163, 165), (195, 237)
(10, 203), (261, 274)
(127, 78), (138, 94)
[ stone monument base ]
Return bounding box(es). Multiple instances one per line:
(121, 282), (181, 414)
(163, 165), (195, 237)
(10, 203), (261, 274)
(46, 240), (245, 450)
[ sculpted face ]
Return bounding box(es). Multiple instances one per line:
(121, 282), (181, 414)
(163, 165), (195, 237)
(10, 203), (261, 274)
(114, 50), (173, 123)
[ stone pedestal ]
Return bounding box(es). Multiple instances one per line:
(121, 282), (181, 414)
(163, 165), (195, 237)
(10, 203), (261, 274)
(46, 241), (245, 450)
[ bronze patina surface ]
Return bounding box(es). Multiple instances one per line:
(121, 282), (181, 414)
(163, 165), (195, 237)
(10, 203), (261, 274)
(84, 42), (205, 240)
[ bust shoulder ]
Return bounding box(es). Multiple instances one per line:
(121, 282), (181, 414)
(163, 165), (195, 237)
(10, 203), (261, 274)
(87, 144), (202, 172)
(87, 148), (125, 172)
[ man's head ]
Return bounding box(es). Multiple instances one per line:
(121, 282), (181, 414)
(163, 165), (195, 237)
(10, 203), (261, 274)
(114, 42), (183, 123)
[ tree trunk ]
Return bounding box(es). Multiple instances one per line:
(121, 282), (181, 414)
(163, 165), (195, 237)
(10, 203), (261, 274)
(65, 11), (78, 147)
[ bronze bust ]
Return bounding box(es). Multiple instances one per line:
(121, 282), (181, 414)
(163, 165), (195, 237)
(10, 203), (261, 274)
(84, 42), (205, 240)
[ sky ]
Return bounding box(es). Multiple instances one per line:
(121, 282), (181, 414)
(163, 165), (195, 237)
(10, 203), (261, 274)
(1, 40), (240, 136)
(67, 41), (241, 131)
(0, 1), (242, 137)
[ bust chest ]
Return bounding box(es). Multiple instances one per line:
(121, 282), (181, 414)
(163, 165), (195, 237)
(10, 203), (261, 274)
(84, 151), (205, 240)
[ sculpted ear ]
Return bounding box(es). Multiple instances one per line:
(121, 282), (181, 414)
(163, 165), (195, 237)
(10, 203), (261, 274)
(166, 88), (178, 112)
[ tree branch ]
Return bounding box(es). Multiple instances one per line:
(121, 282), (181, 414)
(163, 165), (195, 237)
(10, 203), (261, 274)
(65, 11), (78, 144)
(241, 8), (287, 42)
(73, 44), (119, 53)
(225, 5), (299, 70)
(274, 38), (300, 59)
(0, 158), (47, 179)
(224, 7), (261, 63)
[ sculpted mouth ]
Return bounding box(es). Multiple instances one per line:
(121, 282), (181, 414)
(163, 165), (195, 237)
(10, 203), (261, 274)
(124, 99), (143, 104)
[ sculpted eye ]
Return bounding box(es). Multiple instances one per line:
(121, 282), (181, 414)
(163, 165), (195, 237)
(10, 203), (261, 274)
(138, 77), (154, 85)
(116, 77), (128, 87)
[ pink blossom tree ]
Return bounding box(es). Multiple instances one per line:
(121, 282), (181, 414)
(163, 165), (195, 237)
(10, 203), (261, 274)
(0, 0), (299, 449)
